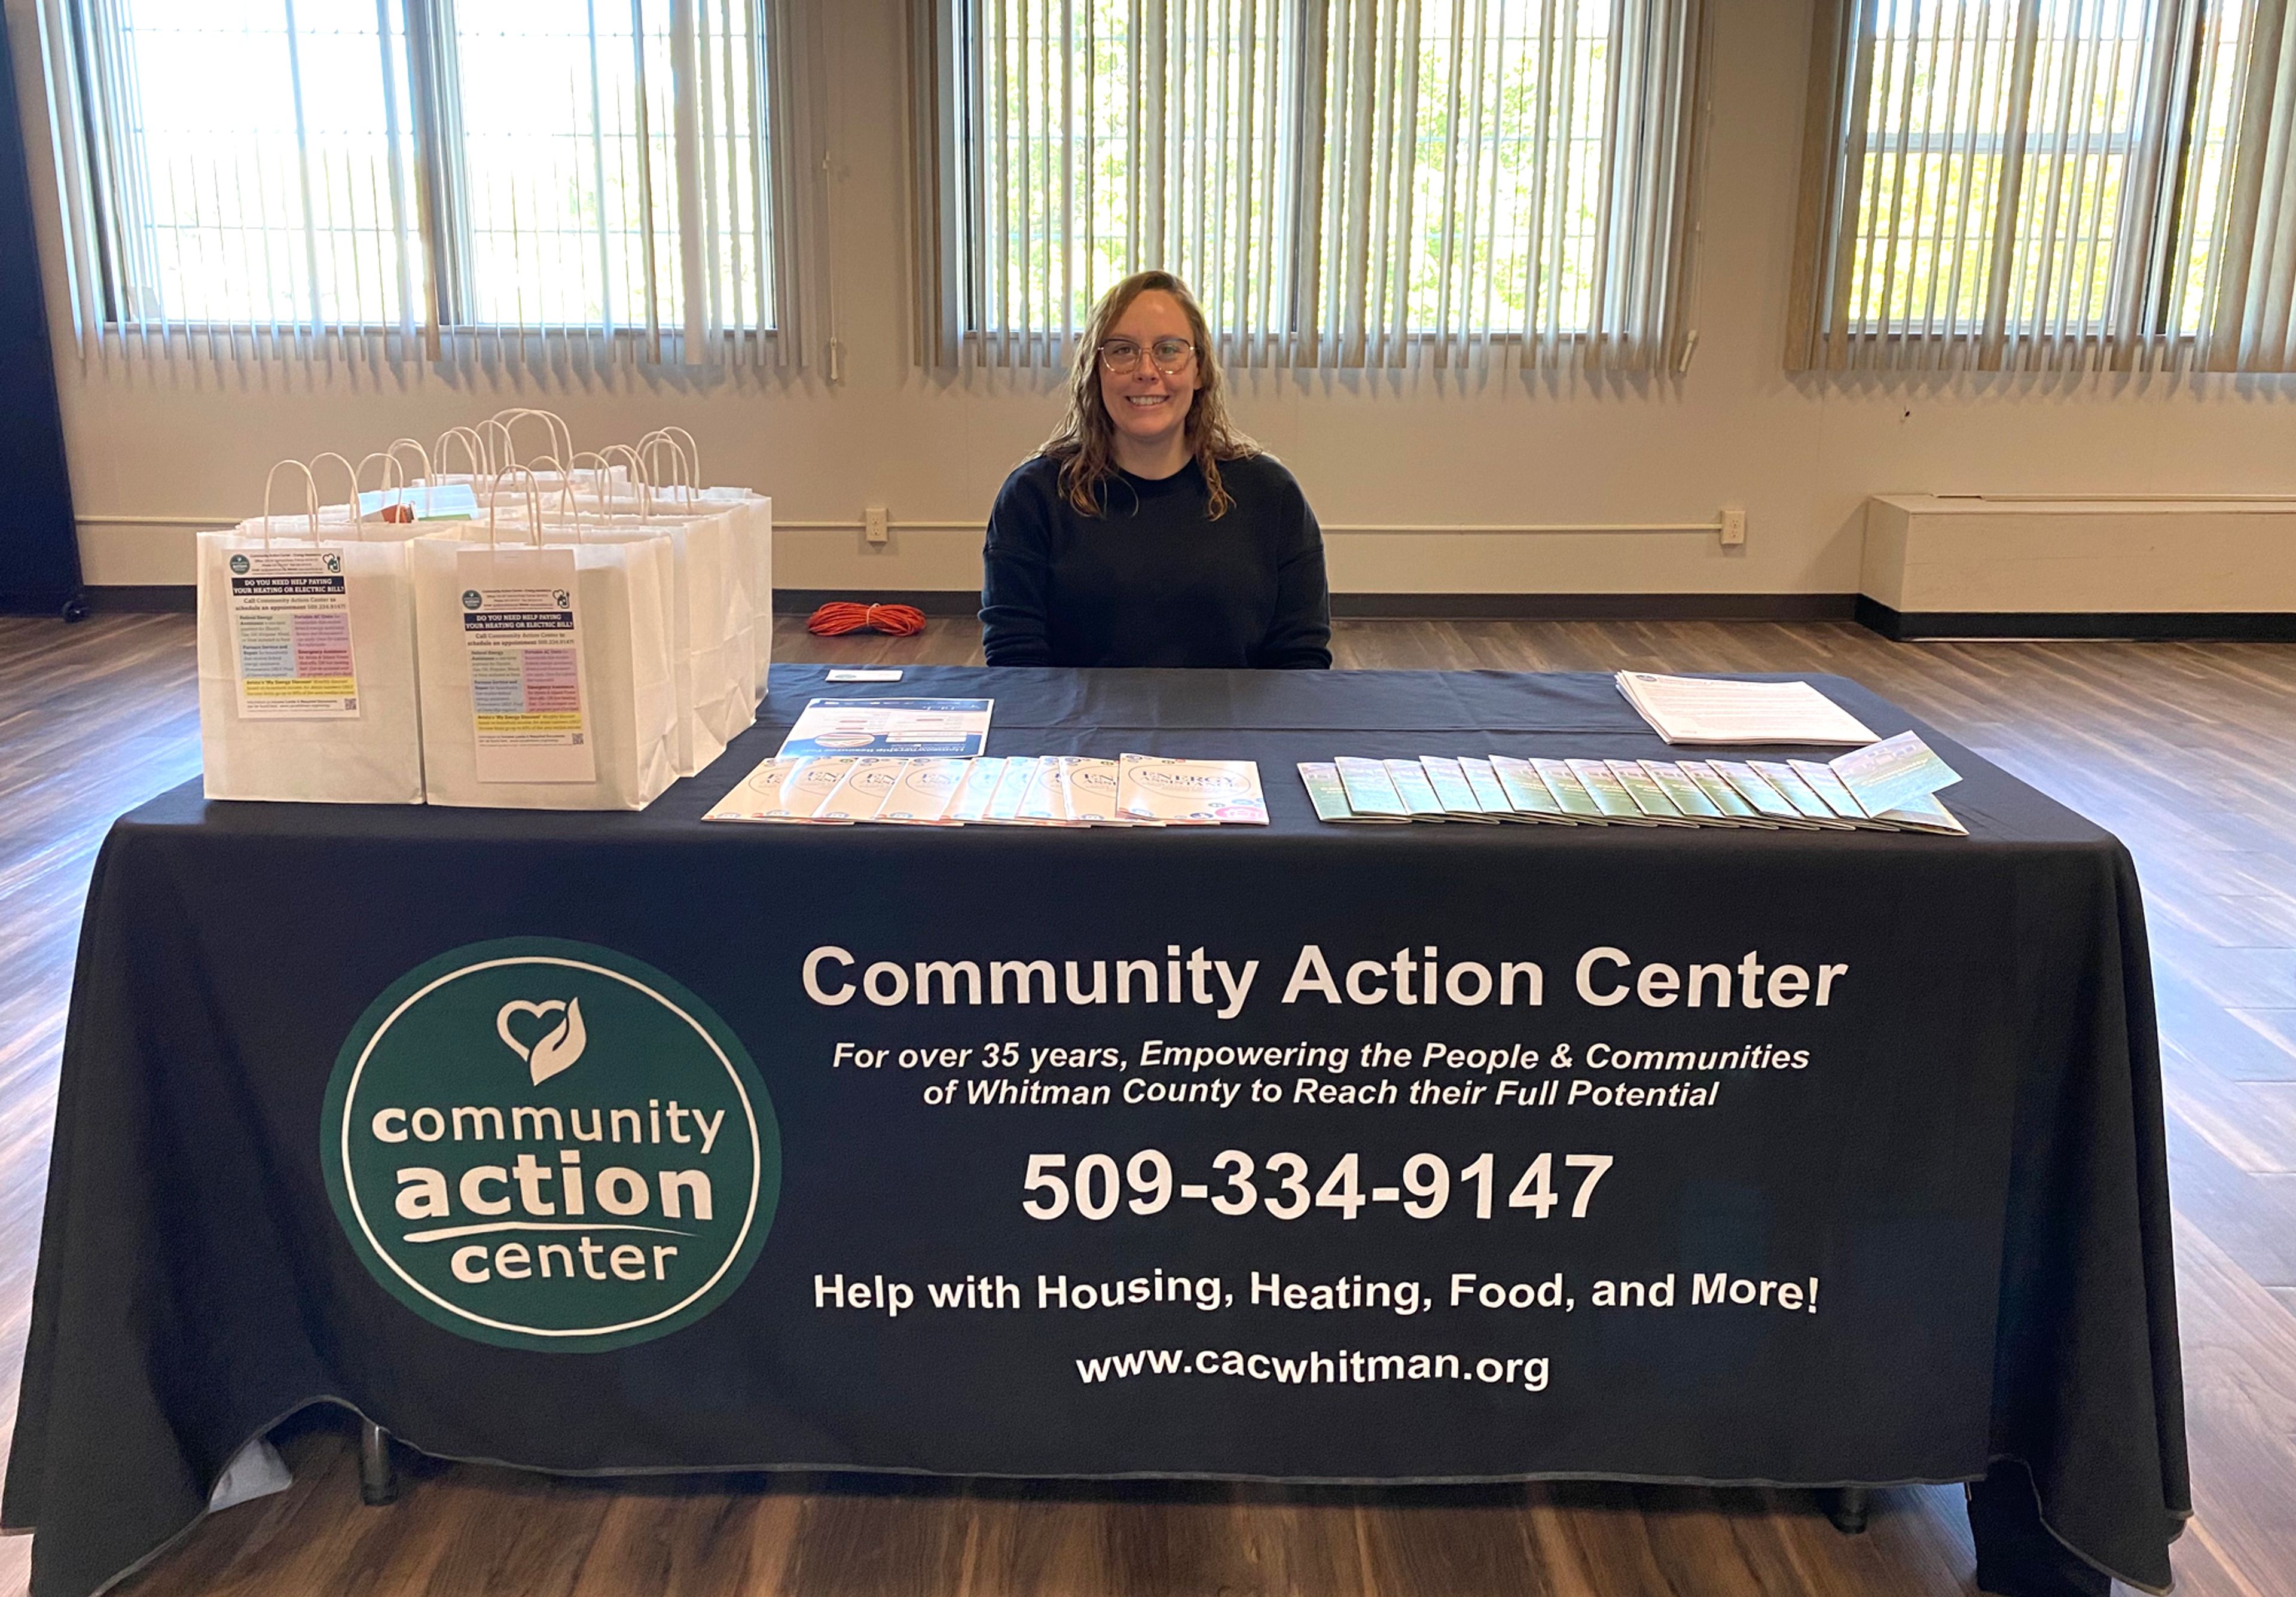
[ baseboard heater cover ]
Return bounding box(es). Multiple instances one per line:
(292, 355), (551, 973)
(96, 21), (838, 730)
(1855, 596), (2296, 642)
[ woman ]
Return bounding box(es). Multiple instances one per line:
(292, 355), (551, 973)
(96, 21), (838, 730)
(980, 271), (1332, 669)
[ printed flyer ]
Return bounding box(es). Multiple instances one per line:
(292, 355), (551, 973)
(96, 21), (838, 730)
(778, 698), (994, 759)
(456, 547), (596, 784)
(226, 547), (360, 719)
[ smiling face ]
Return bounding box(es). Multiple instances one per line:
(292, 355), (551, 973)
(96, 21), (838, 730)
(1098, 289), (1200, 468)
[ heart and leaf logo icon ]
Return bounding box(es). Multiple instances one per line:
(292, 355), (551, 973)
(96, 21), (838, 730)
(495, 998), (587, 1085)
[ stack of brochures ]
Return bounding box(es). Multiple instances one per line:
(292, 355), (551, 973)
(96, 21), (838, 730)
(706, 753), (1269, 827)
(1614, 671), (1879, 746)
(1299, 733), (1965, 834)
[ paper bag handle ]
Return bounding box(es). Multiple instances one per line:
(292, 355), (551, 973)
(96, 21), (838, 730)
(353, 451), (409, 537)
(385, 436), (435, 486)
(435, 426), (486, 480)
(599, 443), (652, 523)
(493, 408), (575, 472)
(483, 466), (546, 550)
(637, 429), (688, 482)
(309, 451), (361, 523)
(473, 419), (516, 487)
(259, 460), (321, 549)
(660, 425), (700, 487)
(567, 451), (614, 535)
(637, 429), (695, 509)
(521, 451), (579, 524)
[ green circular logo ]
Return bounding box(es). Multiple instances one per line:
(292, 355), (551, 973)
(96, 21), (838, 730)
(323, 938), (778, 1352)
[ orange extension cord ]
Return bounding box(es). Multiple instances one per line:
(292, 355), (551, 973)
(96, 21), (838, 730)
(805, 601), (927, 638)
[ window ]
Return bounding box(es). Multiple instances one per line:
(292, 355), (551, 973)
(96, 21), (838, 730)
(40, 0), (824, 371)
(909, 0), (1710, 371)
(1787, 0), (2296, 372)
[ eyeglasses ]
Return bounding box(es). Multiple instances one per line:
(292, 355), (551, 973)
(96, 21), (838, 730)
(1098, 337), (1196, 375)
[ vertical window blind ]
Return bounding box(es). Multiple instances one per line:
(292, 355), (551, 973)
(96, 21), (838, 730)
(1787, 0), (2296, 371)
(33, 0), (829, 375)
(909, 0), (1711, 372)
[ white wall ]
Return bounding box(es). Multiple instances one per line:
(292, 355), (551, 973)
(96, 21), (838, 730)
(13, 0), (2296, 596)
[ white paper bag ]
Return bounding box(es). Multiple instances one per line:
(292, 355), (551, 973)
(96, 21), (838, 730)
(500, 481), (739, 777)
(703, 490), (773, 701)
(197, 463), (425, 804)
(646, 427), (771, 703)
(629, 432), (752, 748)
(413, 479), (677, 811)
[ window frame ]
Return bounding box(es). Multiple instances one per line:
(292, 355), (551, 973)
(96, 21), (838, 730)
(52, 0), (804, 358)
(1786, 0), (2290, 371)
(908, 0), (1712, 373)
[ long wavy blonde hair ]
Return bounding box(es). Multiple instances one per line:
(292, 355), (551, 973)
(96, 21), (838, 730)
(1039, 270), (1259, 519)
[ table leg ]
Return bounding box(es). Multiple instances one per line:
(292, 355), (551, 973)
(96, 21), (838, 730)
(358, 1419), (398, 1506)
(1824, 1486), (1870, 1534)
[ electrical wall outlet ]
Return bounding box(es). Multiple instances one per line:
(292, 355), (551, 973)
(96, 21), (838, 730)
(864, 506), (890, 546)
(1719, 507), (1747, 547)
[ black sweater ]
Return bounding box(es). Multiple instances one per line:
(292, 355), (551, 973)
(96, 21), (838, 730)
(979, 453), (1333, 669)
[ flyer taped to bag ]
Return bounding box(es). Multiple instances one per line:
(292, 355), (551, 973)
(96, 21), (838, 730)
(225, 547), (361, 719)
(456, 546), (596, 784)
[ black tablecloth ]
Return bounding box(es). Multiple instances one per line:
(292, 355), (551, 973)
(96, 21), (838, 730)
(4, 667), (2185, 1597)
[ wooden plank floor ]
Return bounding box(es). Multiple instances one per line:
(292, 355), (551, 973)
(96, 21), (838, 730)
(1, 612), (2291, 1597)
